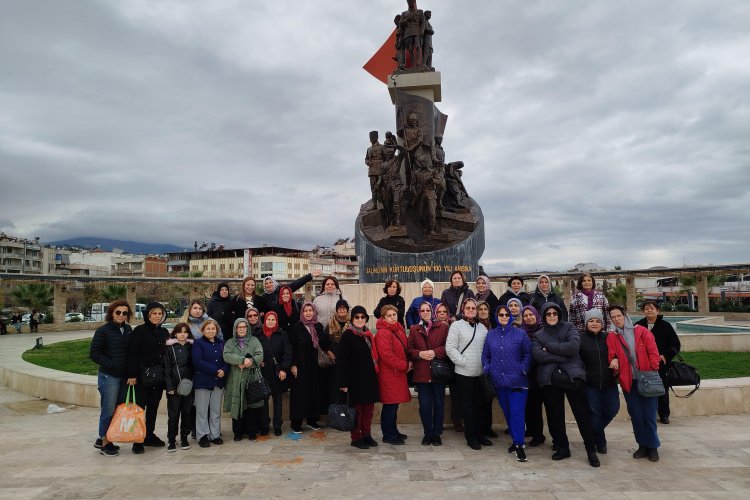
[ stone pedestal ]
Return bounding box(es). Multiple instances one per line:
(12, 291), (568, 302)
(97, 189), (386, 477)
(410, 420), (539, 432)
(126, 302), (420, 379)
(387, 71), (441, 103)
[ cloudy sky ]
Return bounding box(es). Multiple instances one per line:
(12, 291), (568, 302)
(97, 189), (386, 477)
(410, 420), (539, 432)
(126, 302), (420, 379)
(1, 0), (748, 273)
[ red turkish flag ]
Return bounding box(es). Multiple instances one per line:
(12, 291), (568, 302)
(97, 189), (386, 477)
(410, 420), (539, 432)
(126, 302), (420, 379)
(363, 29), (398, 84)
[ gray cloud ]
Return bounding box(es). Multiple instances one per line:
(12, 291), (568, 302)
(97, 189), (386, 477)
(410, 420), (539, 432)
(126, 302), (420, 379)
(1, 0), (748, 273)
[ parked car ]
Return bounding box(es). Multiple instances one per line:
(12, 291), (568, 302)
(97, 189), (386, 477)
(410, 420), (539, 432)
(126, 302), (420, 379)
(65, 312), (85, 322)
(22, 313), (46, 324)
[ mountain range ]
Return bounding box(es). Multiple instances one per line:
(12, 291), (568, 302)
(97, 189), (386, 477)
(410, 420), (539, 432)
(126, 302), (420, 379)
(45, 237), (186, 255)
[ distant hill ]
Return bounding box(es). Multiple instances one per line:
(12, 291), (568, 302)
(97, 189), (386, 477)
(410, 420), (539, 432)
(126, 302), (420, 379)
(46, 237), (186, 255)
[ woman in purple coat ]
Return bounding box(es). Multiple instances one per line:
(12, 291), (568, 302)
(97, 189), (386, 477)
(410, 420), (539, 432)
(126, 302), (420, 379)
(482, 305), (532, 462)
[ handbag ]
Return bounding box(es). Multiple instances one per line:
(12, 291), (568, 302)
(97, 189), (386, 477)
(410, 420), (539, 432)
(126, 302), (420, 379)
(423, 326), (454, 383)
(140, 363), (164, 387)
(617, 337), (665, 398)
(317, 347), (334, 368)
(665, 352), (700, 398)
(244, 368), (271, 404)
(550, 366), (582, 391)
(171, 346), (193, 396)
(327, 392), (357, 432)
(479, 372), (496, 402)
(106, 385), (146, 444)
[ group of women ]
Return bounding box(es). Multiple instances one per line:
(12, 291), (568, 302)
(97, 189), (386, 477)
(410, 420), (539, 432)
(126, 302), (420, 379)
(90, 271), (679, 468)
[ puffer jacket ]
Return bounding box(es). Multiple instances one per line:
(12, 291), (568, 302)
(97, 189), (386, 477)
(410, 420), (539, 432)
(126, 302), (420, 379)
(532, 303), (586, 387)
(482, 317), (532, 389)
(446, 319), (488, 377)
(579, 330), (615, 390)
(90, 321), (132, 378)
(163, 339), (194, 393)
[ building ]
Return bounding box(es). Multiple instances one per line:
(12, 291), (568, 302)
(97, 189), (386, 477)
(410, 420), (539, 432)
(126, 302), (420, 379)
(167, 246), (311, 280)
(0, 234), (43, 274)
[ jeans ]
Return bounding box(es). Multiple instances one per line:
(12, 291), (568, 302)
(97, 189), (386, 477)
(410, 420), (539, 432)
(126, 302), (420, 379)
(623, 380), (660, 449)
(416, 382), (446, 438)
(380, 403), (401, 441)
(97, 372), (124, 438)
(496, 388), (528, 446)
(586, 384), (621, 448)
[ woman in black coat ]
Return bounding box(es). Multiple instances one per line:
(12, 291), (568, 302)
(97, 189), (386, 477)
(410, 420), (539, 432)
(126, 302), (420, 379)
(336, 305), (380, 449)
(440, 270), (475, 320)
(207, 282), (235, 340)
(373, 279), (406, 326)
(288, 302), (333, 433)
(163, 323), (194, 451)
(275, 286), (301, 335)
(253, 311), (292, 436)
(126, 302), (169, 453)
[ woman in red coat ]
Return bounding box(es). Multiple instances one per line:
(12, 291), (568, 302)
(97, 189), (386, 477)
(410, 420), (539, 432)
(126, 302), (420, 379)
(408, 302), (450, 446)
(375, 304), (412, 445)
(606, 305), (662, 462)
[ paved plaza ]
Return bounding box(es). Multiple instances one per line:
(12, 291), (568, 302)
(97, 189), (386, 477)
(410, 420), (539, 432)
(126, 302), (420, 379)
(1, 381), (749, 499)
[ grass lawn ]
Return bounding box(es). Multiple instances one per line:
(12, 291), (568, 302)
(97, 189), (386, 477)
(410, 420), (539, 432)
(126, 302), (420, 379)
(21, 339), (750, 380)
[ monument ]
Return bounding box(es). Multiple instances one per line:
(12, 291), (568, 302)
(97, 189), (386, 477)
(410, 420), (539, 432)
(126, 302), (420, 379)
(357, 1), (485, 283)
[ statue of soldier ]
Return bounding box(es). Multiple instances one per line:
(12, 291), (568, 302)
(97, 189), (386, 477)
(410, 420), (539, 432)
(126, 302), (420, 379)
(365, 131), (385, 209)
(411, 132), (440, 236)
(399, 0), (425, 68)
(423, 10), (434, 69)
(446, 161), (469, 209)
(393, 14), (405, 69)
(432, 134), (447, 212)
(378, 141), (403, 228)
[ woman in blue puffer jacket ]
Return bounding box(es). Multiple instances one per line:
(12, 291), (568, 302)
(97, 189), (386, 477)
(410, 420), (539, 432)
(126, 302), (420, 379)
(481, 304), (532, 462)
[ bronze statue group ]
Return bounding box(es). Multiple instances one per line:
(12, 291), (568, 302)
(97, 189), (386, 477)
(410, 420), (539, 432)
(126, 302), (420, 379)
(90, 270), (680, 468)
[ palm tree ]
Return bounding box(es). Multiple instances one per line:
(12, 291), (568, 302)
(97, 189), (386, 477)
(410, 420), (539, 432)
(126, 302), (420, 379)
(101, 284), (127, 301)
(604, 283), (627, 307)
(11, 283), (53, 312)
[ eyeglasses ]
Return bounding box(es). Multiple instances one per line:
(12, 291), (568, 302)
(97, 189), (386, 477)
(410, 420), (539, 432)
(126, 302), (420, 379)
(464, 306), (477, 310)
(497, 313), (510, 317)
(113, 310), (129, 316)
(236, 325), (247, 329)
(353, 314), (367, 320)
(545, 311), (559, 317)
(247, 313), (258, 317)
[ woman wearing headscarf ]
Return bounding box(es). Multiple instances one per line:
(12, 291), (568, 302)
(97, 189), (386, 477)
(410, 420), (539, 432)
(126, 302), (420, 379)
(287, 302), (333, 433)
(252, 311), (292, 436)
(375, 304), (412, 445)
(245, 306), (263, 337)
(223, 318), (265, 441)
(336, 306), (380, 449)
(482, 304), (533, 462)
(313, 276), (347, 328)
(569, 273), (609, 333)
(440, 270), (476, 321)
(208, 282), (236, 340)
(498, 277), (531, 307)
(530, 275), (567, 322)
(446, 298), (490, 450)
(126, 302), (169, 454)
(520, 305), (546, 447)
(474, 275), (499, 328)
(607, 305), (662, 462)
(406, 279), (442, 328)
(374, 279), (406, 326)
(323, 299), (350, 411)
(506, 298), (524, 327)
(408, 301), (450, 446)
(579, 309), (619, 454)
(275, 286), (300, 331)
(532, 302), (600, 467)
(259, 270), (319, 315)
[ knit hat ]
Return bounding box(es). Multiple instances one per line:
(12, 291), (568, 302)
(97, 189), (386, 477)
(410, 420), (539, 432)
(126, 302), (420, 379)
(585, 309), (604, 324)
(350, 305), (369, 322)
(336, 299), (350, 311)
(421, 278), (435, 293)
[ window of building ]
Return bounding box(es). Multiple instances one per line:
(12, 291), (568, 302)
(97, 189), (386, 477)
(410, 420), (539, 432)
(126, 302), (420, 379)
(261, 262), (272, 272)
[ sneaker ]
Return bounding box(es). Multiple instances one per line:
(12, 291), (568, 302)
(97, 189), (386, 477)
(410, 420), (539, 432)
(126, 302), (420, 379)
(132, 443), (145, 454)
(292, 426), (303, 434)
(507, 443), (517, 454)
(143, 435), (166, 447)
(421, 436), (432, 446)
(633, 445), (649, 459)
(180, 438), (190, 450)
(364, 435), (378, 447)
(516, 446), (527, 462)
(307, 422), (321, 431)
(211, 437), (223, 445)
(167, 442), (176, 453)
(527, 436), (546, 447)
(94, 438), (104, 449)
(551, 449), (571, 461)
(274, 428), (282, 436)
(198, 436), (210, 448)
(587, 450), (600, 467)
(100, 443), (119, 457)
(648, 448), (660, 462)
(351, 439), (370, 449)
(432, 436), (442, 446)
